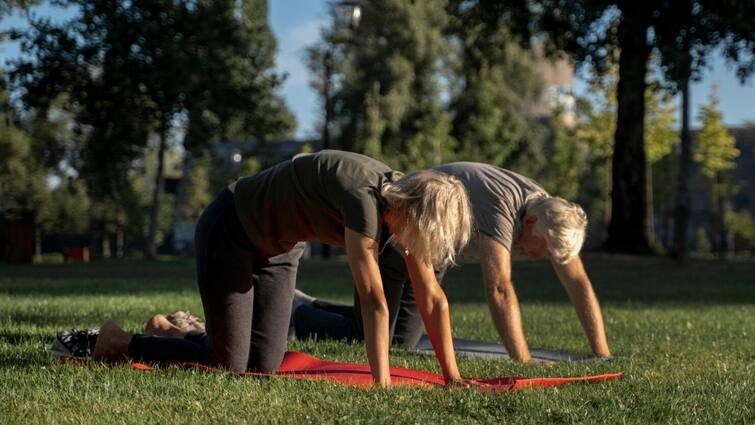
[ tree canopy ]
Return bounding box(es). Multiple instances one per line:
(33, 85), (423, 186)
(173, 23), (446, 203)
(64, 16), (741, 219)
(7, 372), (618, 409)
(7, 0), (294, 258)
(520, 0), (755, 253)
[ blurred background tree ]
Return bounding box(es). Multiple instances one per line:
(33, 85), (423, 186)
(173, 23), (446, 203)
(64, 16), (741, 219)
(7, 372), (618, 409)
(693, 89), (740, 257)
(568, 63), (677, 246)
(7, 0), (293, 259)
(324, 0), (451, 170)
(444, 0), (546, 172)
(0, 83), (48, 215)
(1, 0), (754, 261)
(532, 0), (755, 255)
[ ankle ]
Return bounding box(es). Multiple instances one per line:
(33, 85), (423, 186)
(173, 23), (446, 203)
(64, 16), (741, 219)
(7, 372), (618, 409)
(93, 321), (132, 361)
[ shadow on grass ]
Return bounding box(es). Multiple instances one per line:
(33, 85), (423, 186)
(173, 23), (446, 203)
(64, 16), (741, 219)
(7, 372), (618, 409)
(0, 330), (58, 368)
(301, 256), (755, 305)
(301, 255), (755, 305)
(0, 259), (195, 279)
(0, 278), (197, 296)
(1, 255), (754, 305)
(0, 260), (196, 296)
(0, 355), (53, 369)
(0, 330), (40, 346)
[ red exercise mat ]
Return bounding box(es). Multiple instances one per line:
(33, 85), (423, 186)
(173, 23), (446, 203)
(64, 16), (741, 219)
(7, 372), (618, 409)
(120, 351), (621, 392)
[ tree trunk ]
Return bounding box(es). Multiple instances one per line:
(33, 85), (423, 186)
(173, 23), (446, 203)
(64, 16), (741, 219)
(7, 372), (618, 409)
(146, 122), (168, 259)
(672, 78), (692, 260)
(715, 174), (726, 258)
(173, 150), (193, 254)
(89, 203), (100, 260)
(604, 7), (652, 254)
(35, 229), (42, 257)
(101, 233), (111, 259)
(116, 227), (124, 258)
(646, 164), (655, 248)
(603, 158), (611, 243)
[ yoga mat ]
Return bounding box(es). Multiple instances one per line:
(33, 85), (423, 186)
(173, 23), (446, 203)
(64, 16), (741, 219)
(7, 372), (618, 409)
(415, 336), (595, 363)
(66, 351), (621, 392)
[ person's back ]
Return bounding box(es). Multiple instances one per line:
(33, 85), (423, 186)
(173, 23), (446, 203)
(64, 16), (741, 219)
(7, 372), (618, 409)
(233, 150), (393, 258)
(433, 162), (547, 253)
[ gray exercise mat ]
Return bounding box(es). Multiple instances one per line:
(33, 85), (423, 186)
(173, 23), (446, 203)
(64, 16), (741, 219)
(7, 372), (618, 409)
(415, 336), (594, 363)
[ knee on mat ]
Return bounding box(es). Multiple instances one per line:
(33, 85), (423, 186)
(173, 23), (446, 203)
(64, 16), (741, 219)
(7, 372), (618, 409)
(247, 354), (285, 374)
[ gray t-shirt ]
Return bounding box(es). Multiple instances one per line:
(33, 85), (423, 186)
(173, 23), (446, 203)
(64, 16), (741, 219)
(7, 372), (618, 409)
(234, 150), (393, 258)
(433, 162), (548, 253)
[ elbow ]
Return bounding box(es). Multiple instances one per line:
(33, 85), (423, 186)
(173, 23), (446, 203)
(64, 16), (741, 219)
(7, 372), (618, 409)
(420, 294), (449, 318)
(486, 281), (514, 302)
(435, 297), (450, 317)
(360, 293), (389, 316)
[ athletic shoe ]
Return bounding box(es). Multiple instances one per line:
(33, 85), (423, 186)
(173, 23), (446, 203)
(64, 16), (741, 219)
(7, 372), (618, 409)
(165, 311), (205, 332)
(293, 289), (317, 306)
(51, 328), (99, 358)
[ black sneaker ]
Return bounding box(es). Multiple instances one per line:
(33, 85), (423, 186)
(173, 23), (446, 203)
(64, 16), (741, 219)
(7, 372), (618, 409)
(51, 329), (99, 358)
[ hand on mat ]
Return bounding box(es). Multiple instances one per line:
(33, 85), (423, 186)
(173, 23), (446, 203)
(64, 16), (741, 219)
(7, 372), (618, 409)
(444, 377), (488, 390)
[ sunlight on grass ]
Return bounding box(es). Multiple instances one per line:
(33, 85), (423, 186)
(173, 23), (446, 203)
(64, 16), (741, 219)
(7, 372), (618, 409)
(1, 256), (753, 424)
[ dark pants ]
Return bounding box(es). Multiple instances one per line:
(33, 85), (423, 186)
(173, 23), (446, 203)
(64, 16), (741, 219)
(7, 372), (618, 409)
(294, 239), (445, 348)
(129, 189), (305, 372)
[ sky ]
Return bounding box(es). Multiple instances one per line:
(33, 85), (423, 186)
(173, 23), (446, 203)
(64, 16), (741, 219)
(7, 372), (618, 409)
(2, 1), (754, 138)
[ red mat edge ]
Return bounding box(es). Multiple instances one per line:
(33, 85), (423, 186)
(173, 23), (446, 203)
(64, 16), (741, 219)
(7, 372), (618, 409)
(58, 351), (622, 392)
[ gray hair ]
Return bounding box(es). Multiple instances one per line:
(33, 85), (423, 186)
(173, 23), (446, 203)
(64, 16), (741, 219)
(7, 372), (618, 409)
(526, 196), (588, 265)
(381, 170), (472, 267)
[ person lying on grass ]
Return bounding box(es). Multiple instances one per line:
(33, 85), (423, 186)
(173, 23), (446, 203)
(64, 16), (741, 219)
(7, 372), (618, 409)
(293, 162), (612, 362)
(90, 150), (474, 387)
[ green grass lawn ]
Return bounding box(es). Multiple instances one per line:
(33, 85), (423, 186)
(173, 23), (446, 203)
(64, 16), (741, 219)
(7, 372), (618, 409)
(0, 255), (753, 424)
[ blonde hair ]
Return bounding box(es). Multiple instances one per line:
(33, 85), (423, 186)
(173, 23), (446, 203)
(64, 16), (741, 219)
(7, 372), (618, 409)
(526, 196), (588, 265)
(381, 170), (472, 267)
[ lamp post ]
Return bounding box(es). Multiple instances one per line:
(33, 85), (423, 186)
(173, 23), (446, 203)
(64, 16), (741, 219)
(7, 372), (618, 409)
(322, 50), (334, 151)
(320, 1), (362, 258)
(335, 1), (362, 30)
(322, 0), (363, 152)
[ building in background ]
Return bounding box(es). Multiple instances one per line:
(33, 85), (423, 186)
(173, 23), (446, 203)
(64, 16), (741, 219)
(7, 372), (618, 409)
(529, 44), (576, 127)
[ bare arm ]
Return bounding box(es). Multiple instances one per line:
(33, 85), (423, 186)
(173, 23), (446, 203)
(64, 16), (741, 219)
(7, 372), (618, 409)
(552, 257), (611, 357)
(478, 235), (532, 362)
(405, 253), (462, 383)
(345, 228), (391, 386)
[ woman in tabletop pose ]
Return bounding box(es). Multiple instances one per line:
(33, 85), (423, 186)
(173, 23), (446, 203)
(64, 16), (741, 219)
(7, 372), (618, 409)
(91, 150), (473, 387)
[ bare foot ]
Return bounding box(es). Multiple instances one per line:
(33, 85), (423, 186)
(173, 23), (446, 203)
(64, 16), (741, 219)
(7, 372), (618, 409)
(92, 321), (132, 362)
(144, 314), (189, 338)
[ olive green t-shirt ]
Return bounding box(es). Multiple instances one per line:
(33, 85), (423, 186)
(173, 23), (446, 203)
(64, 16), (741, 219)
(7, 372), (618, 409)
(233, 150), (393, 258)
(433, 162), (548, 253)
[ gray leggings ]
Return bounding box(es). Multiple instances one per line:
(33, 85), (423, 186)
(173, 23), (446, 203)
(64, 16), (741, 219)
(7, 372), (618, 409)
(293, 240), (445, 348)
(129, 189), (304, 372)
